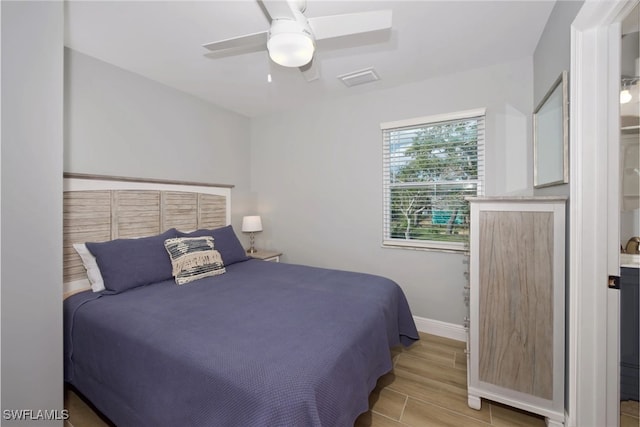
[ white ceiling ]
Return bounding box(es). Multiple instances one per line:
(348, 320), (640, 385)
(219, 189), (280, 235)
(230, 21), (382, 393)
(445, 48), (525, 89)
(65, 0), (556, 118)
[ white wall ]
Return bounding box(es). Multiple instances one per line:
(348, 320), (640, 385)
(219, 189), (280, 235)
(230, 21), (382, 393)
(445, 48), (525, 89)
(250, 58), (533, 323)
(1, 1), (64, 425)
(621, 209), (640, 241)
(64, 49), (255, 230)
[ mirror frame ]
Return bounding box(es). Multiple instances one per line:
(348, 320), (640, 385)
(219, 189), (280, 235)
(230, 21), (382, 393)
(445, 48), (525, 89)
(533, 70), (569, 188)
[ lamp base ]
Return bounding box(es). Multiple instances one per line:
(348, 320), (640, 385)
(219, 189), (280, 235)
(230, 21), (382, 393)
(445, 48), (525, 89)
(246, 232), (257, 254)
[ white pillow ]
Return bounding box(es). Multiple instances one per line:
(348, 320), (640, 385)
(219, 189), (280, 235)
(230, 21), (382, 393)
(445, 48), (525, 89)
(73, 243), (106, 292)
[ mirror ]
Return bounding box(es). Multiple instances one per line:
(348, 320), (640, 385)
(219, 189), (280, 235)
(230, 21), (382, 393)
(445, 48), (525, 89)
(534, 70), (569, 188)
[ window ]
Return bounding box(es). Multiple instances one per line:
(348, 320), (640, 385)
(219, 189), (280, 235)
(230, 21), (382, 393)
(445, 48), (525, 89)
(381, 108), (485, 252)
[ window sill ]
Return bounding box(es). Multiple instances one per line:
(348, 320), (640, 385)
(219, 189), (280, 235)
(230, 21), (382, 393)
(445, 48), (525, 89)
(382, 240), (468, 254)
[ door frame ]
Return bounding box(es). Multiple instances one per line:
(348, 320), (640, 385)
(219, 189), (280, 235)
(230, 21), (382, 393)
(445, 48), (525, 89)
(569, 1), (638, 426)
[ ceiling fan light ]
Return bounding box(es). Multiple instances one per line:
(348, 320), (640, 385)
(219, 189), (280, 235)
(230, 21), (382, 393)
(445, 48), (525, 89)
(268, 33), (314, 67)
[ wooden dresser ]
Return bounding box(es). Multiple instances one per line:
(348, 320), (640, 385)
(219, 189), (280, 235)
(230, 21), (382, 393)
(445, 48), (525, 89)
(466, 197), (566, 427)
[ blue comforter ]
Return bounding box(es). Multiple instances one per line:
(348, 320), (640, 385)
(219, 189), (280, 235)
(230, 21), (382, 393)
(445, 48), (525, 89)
(64, 259), (418, 426)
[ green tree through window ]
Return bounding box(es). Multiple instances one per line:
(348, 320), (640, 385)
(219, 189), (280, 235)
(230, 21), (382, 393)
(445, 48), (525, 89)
(382, 110), (485, 251)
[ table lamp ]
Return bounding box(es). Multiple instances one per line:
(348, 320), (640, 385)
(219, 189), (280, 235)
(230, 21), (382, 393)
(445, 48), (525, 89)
(242, 215), (262, 254)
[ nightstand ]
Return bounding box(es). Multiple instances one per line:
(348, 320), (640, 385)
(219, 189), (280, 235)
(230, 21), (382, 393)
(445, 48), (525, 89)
(248, 250), (282, 262)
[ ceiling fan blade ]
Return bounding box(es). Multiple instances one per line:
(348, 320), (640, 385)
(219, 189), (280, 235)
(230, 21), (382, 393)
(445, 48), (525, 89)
(299, 58), (320, 82)
(308, 10), (392, 41)
(203, 31), (268, 53)
(260, 0), (297, 20)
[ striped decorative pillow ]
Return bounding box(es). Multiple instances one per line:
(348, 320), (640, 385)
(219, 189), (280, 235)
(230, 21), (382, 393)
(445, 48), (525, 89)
(164, 237), (226, 285)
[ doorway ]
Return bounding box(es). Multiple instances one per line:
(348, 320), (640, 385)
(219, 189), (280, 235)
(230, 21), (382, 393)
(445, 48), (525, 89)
(619, 4), (639, 426)
(569, 1), (639, 426)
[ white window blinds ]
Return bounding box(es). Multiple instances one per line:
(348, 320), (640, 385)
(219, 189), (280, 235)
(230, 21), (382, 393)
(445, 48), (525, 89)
(381, 108), (485, 251)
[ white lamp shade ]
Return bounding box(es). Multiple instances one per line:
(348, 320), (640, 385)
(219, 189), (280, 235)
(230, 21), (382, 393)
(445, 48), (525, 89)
(242, 216), (263, 232)
(267, 32), (314, 67)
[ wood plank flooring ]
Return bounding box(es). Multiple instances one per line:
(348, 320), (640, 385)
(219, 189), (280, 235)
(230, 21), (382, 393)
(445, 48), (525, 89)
(354, 332), (546, 427)
(64, 332), (639, 427)
(622, 401), (640, 427)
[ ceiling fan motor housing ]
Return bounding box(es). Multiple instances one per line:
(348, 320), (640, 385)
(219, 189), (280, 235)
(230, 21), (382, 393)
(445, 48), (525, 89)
(267, 17), (315, 67)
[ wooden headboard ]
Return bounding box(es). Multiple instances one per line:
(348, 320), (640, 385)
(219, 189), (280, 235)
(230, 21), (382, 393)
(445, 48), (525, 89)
(63, 173), (233, 296)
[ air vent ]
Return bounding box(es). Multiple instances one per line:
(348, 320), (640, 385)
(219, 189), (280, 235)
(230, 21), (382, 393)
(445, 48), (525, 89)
(338, 67), (379, 87)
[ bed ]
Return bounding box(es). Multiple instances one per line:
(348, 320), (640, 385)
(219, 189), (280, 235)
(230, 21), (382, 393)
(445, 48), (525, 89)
(62, 174), (419, 427)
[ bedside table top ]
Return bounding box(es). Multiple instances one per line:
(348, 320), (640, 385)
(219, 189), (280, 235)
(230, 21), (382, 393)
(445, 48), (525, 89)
(247, 250), (282, 260)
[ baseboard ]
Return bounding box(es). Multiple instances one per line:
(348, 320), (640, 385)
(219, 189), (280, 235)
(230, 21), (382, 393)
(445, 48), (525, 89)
(413, 316), (466, 342)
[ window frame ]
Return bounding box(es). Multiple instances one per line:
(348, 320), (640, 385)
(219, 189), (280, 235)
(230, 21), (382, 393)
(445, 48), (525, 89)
(380, 108), (486, 252)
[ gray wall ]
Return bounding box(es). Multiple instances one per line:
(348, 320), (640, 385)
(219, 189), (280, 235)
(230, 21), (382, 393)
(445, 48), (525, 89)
(64, 49), (255, 231)
(1, 1), (64, 425)
(621, 31), (639, 77)
(533, 0), (584, 198)
(250, 57), (534, 323)
(533, 1), (584, 107)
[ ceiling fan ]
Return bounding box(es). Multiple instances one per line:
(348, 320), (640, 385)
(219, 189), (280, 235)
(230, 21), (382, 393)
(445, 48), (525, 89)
(202, 0), (392, 81)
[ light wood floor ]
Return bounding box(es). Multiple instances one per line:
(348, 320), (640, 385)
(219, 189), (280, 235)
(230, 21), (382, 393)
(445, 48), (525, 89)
(64, 332), (640, 427)
(355, 332), (547, 427)
(622, 401), (640, 427)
